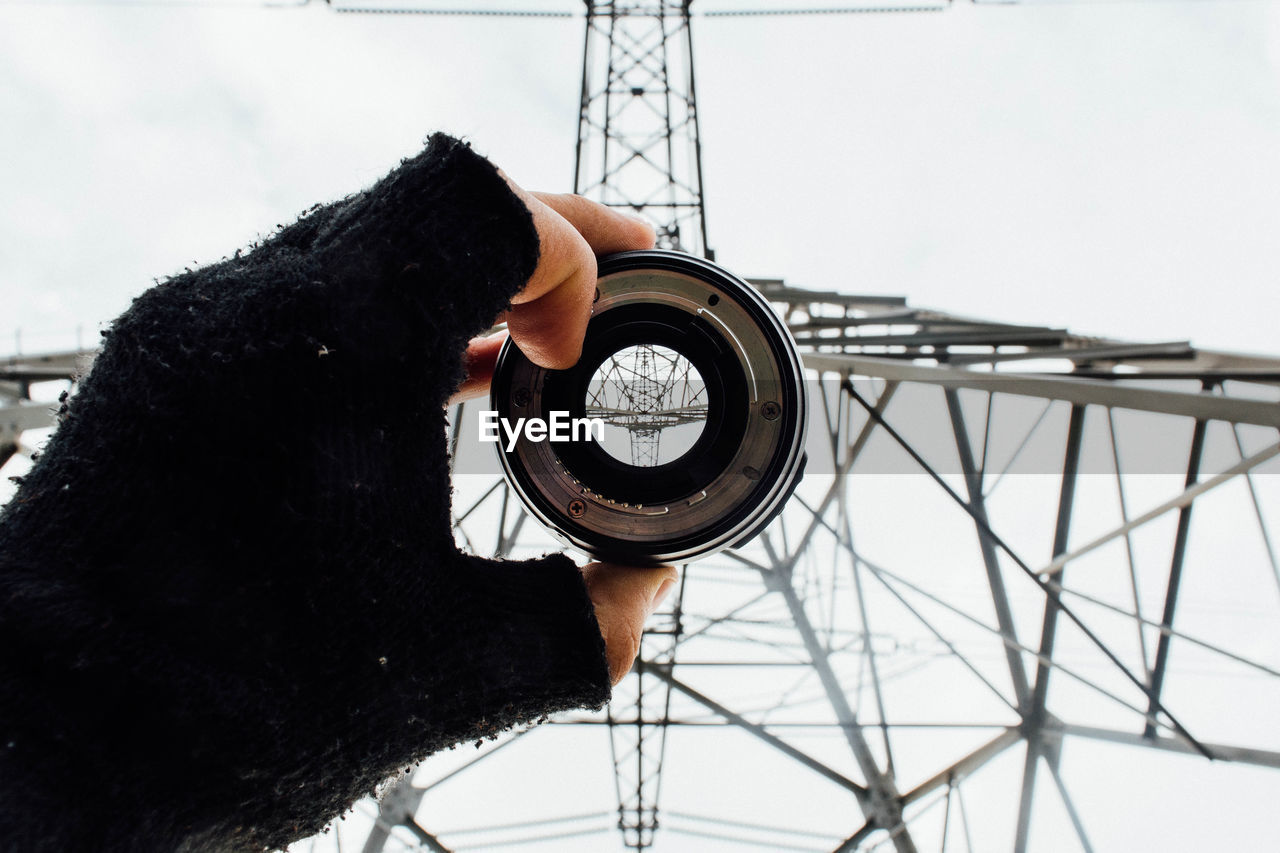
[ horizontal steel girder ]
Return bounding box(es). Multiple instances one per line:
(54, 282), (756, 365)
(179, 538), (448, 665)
(803, 353), (1280, 428)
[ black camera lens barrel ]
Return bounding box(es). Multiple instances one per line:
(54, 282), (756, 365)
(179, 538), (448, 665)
(489, 249), (807, 565)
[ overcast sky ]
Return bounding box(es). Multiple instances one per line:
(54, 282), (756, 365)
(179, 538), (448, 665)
(2, 0), (1279, 358)
(3, 2), (1279, 850)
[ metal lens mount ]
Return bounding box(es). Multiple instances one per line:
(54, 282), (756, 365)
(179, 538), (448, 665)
(489, 249), (807, 565)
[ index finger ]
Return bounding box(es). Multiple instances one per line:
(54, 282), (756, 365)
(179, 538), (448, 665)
(505, 191), (655, 369)
(532, 191), (656, 259)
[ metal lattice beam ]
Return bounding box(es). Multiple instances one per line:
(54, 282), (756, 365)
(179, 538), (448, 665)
(575, 1), (710, 258)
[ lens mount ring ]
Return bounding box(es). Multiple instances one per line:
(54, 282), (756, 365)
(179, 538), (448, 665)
(489, 249), (807, 565)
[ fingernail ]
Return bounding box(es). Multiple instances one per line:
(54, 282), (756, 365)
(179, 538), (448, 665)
(650, 578), (676, 614)
(622, 209), (659, 232)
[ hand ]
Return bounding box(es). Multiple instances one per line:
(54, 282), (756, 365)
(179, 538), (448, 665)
(449, 178), (656, 404)
(580, 562), (679, 686)
(448, 174), (665, 689)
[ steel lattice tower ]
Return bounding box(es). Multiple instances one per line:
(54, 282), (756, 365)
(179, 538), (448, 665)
(577, 6), (707, 844)
(358, 4), (1280, 849)
(3, 3), (1280, 852)
(574, 0), (710, 259)
(576, 6), (706, 840)
(351, 4), (1280, 850)
(585, 344), (708, 468)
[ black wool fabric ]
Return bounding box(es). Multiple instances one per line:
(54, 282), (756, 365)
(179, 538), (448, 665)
(0, 134), (611, 852)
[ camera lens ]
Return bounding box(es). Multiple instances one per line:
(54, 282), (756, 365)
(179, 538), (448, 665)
(489, 249), (807, 565)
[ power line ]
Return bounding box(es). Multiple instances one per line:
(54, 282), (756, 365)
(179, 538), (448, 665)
(2, 0), (1270, 12)
(0, 0), (270, 7)
(331, 5), (574, 14)
(703, 4), (946, 13)
(330, 3), (946, 14)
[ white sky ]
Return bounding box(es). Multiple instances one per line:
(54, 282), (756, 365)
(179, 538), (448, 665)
(3, 1), (1280, 851)
(2, 0), (1279, 355)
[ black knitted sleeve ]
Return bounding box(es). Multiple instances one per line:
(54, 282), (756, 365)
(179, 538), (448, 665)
(0, 134), (610, 852)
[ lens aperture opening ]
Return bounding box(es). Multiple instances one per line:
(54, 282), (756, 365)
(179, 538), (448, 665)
(585, 344), (708, 468)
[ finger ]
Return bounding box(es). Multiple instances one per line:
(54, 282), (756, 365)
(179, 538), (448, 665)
(497, 174), (598, 308)
(505, 195), (656, 369)
(530, 192), (656, 258)
(581, 562), (679, 686)
(639, 564), (679, 617)
(447, 330), (507, 407)
(498, 177), (654, 370)
(509, 193), (598, 307)
(504, 237), (596, 370)
(648, 570), (678, 617)
(583, 562), (678, 617)
(501, 188), (597, 369)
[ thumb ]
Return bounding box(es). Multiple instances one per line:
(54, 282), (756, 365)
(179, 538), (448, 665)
(581, 563), (679, 686)
(646, 570), (678, 617)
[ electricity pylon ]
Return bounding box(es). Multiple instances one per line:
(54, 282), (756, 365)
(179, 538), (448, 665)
(4, 2), (1279, 852)
(347, 4), (1280, 852)
(574, 0), (710, 259)
(585, 343), (709, 468)
(575, 6), (707, 843)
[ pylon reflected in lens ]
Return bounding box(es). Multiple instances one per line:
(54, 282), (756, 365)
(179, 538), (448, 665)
(586, 344), (708, 468)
